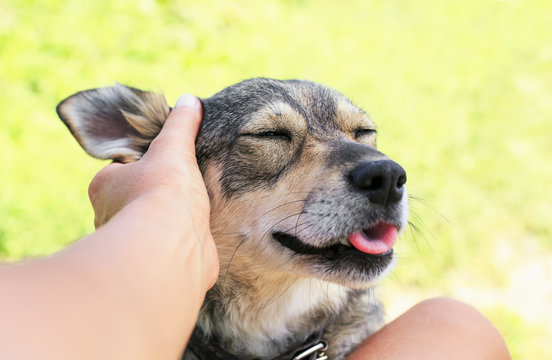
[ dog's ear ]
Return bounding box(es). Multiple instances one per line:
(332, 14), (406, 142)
(56, 83), (170, 163)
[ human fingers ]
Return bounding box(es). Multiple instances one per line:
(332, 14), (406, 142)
(145, 94), (202, 160)
(88, 163), (124, 198)
(88, 162), (130, 228)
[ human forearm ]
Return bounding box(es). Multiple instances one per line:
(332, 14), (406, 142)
(0, 191), (215, 360)
(73, 191), (213, 351)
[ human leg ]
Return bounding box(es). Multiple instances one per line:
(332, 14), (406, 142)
(346, 297), (511, 360)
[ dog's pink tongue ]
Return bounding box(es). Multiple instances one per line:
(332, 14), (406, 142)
(348, 223), (398, 255)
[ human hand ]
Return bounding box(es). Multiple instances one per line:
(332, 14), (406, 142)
(88, 95), (207, 226)
(87, 94), (218, 287)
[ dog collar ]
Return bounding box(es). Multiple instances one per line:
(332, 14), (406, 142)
(185, 326), (328, 360)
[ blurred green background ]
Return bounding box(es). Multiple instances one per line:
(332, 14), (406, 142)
(1, 0), (551, 358)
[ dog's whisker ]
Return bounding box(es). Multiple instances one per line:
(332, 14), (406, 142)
(294, 223), (314, 236)
(408, 212), (438, 254)
(387, 271), (406, 289)
(409, 194), (451, 225)
(294, 210), (305, 238)
(252, 199), (308, 223)
(222, 234), (248, 289)
(279, 219), (311, 239)
(406, 219), (437, 275)
(407, 221), (424, 261)
(408, 215), (434, 252)
(252, 212), (307, 256)
(263, 277), (300, 309)
(284, 224), (315, 243)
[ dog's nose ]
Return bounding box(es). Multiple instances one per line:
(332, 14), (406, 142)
(349, 160), (407, 205)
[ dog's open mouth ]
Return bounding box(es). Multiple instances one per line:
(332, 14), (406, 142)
(273, 222), (398, 260)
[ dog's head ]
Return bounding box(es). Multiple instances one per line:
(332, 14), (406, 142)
(58, 78), (408, 289)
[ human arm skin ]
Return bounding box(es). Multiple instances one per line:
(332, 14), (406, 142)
(0, 95), (219, 360)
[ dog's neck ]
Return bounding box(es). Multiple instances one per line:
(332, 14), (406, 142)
(197, 271), (349, 358)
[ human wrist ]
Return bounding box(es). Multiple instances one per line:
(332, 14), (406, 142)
(121, 189), (218, 288)
(125, 191), (186, 227)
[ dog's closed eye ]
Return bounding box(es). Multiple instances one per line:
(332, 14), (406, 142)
(241, 130), (292, 141)
(354, 128), (377, 139)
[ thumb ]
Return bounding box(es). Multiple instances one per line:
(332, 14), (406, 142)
(146, 94), (203, 158)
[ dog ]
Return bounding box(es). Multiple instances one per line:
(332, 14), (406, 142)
(57, 78), (408, 360)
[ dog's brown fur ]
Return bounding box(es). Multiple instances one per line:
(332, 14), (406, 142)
(57, 78), (408, 359)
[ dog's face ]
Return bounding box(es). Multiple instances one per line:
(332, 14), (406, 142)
(58, 79), (408, 289)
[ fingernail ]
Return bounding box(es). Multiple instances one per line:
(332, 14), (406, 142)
(175, 94), (200, 109)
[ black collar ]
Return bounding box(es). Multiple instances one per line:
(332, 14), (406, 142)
(185, 326), (328, 360)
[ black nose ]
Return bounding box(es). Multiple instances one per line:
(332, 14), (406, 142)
(349, 160), (407, 205)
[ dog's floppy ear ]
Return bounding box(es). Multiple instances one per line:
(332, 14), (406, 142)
(56, 83), (170, 163)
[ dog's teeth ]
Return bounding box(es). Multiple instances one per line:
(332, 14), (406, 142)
(340, 238), (352, 246)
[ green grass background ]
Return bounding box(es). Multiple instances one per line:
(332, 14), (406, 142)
(1, 0), (551, 358)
